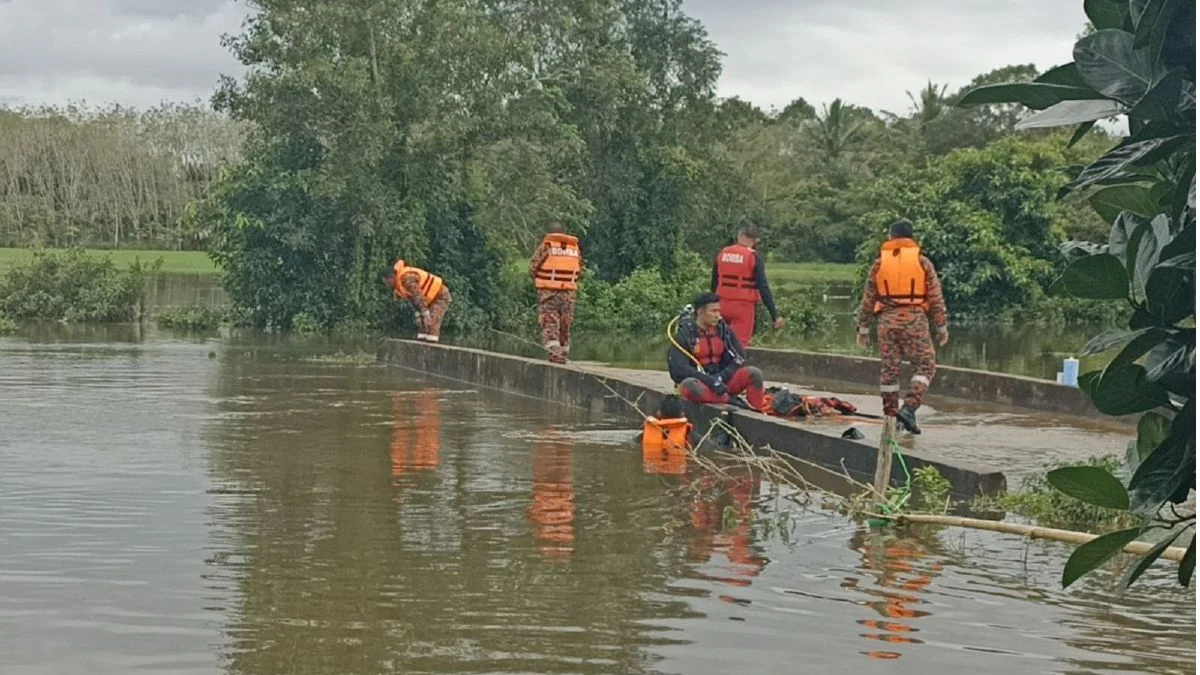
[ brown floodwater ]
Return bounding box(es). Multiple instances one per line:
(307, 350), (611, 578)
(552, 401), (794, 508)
(0, 328), (1194, 674)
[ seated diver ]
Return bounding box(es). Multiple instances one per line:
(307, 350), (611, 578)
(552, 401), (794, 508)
(667, 292), (766, 412)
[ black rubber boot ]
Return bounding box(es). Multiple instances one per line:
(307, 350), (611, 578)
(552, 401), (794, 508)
(896, 405), (921, 435)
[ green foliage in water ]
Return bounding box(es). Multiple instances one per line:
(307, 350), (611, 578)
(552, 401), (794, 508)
(0, 248), (159, 322)
(912, 466), (952, 514)
(972, 456), (1137, 533)
(0, 312), (16, 334)
(156, 303), (229, 331)
(960, 0), (1195, 591)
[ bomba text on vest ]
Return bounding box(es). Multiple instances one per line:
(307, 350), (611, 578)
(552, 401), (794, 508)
(720, 252), (745, 264)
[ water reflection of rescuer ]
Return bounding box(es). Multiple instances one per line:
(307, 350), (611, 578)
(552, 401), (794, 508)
(667, 292), (766, 412)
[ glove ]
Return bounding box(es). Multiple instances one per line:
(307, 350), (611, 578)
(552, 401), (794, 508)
(710, 377), (727, 396)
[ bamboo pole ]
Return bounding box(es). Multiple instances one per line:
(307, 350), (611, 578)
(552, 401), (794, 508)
(891, 513), (1189, 562)
(872, 416), (896, 508)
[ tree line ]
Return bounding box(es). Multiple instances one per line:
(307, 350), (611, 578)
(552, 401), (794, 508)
(0, 102), (247, 249)
(1, 0), (1120, 330)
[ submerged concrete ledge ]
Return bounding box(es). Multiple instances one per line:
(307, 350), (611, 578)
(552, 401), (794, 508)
(747, 347), (1128, 427)
(378, 339), (1007, 500)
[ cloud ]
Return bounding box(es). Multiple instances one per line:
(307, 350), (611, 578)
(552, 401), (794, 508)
(0, 0), (247, 109)
(685, 0), (1087, 114)
(0, 0), (1089, 116)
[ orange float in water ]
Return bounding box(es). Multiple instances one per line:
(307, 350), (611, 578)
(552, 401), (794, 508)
(641, 416), (691, 475)
(641, 416), (691, 454)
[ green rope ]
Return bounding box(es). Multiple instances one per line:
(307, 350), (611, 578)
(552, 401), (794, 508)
(877, 438), (913, 516)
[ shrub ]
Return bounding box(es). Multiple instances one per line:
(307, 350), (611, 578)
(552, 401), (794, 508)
(574, 250), (711, 334)
(0, 248), (159, 322)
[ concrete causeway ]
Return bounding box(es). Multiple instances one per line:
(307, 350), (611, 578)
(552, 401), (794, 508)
(378, 339), (1136, 500)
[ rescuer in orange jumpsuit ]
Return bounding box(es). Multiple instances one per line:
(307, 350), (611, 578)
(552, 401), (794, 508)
(855, 219), (949, 434)
(383, 260), (452, 342)
(529, 222), (582, 364)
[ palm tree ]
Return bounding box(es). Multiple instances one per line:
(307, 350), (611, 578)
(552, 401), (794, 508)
(906, 80), (949, 128)
(803, 98), (867, 162)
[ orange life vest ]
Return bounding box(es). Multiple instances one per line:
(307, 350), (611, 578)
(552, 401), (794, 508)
(873, 238), (928, 313)
(641, 416), (692, 457)
(714, 244), (759, 304)
(392, 260), (444, 305)
(534, 233), (582, 291)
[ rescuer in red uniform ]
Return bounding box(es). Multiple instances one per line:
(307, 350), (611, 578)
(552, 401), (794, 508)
(711, 221), (782, 346)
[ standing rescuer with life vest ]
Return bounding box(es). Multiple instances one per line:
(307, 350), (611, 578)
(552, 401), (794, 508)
(667, 292), (766, 410)
(856, 219), (949, 434)
(530, 222), (582, 364)
(711, 221), (783, 346)
(382, 260), (452, 342)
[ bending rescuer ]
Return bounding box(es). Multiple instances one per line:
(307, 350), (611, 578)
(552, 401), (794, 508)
(855, 219), (949, 434)
(383, 260), (452, 342)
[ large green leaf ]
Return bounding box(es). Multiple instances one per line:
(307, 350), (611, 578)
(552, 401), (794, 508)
(1085, 0), (1132, 29)
(1120, 530), (1179, 589)
(1014, 99), (1127, 130)
(1063, 527), (1142, 588)
(1128, 433), (1196, 514)
(1158, 251), (1196, 269)
(1128, 401), (1195, 514)
(1159, 216), (1196, 262)
(1063, 137), (1190, 194)
(1129, 68), (1192, 122)
(1136, 411), (1173, 462)
(1180, 535), (1195, 587)
(1082, 327), (1153, 355)
(1090, 363), (1170, 415)
(1144, 265), (1194, 325)
(1075, 29), (1156, 106)
(1132, 0), (1179, 58)
(956, 82), (1106, 110)
(1035, 62), (1090, 88)
(1127, 215), (1170, 300)
(1090, 185), (1160, 222)
(1144, 336), (1194, 382)
(1078, 370), (1102, 398)
(1110, 327), (1170, 366)
(1047, 465), (1131, 509)
(1108, 211), (1146, 260)
(1051, 253), (1129, 299)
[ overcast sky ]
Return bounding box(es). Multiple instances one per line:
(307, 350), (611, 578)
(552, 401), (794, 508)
(0, 0), (1088, 115)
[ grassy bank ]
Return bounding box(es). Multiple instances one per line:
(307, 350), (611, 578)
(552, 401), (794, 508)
(0, 248), (217, 275)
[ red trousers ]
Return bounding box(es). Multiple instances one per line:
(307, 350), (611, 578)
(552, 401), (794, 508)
(720, 300), (756, 346)
(679, 366), (765, 409)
